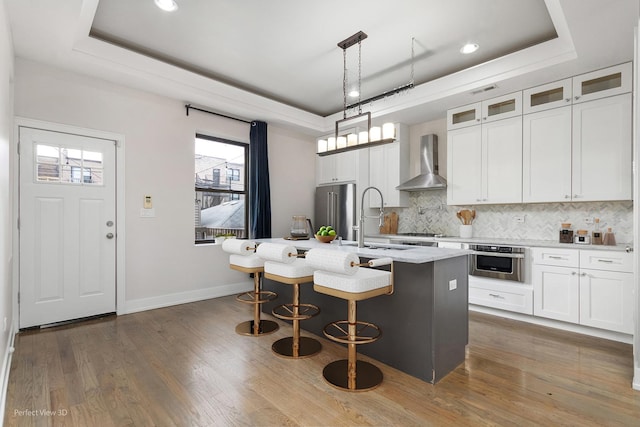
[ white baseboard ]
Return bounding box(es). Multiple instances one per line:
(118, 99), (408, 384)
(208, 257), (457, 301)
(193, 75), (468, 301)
(633, 367), (640, 391)
(469, 305), (633, 344)
(0, 322), (16, 423)
(122, 281), (253, 315)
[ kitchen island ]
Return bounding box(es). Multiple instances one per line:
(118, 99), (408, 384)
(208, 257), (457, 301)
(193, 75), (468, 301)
(257, 238), (469, 384)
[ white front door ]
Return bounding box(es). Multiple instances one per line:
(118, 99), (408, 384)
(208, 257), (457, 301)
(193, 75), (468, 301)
(19, 127), (117, 328)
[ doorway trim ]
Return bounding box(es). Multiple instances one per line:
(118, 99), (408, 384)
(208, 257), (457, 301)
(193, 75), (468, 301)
(12, 117), (126, 328)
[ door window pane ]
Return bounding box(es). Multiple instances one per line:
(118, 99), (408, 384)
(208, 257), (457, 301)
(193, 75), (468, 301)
(36, 145), (60, 182)
(35, 144), (104, 185)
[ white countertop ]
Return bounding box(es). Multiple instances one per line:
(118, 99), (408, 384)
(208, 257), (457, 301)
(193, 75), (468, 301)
(373, 234), (632, 252)
(255, 237), (469, 264)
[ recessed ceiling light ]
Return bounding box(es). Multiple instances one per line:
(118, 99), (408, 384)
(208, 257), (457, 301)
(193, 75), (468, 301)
(460, 43), (479, 54)
(155, 0), (178, 12)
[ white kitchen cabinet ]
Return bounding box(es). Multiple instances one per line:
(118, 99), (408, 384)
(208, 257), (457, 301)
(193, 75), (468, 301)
(531, 247), (634, 334)
(447, 92), (522, 130)
(447, 125), (482, 204)
(316, 150), (358, 185)
(572, 93), (632, 201)
(531, 247), (579, 267)
(579, 269), (634, 334)
(447, 115), (522, 205)
(523, 79), (572, 114)
(572, 62), (632, 104)
(522, 79), (631, 203)
(533, 264), (580, 323)
(469, 277), (533, 315)
(451, 63), (632, 206)
(446, 102), (481, 131)
(578, 250), (634, 334)
(522, 105), (572, 202)
(368, 123), (409, 208)
(481, 92), (522, 123)
(483, 116), (523, 204)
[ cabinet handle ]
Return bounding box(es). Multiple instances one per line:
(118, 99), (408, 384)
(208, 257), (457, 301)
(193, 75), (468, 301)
(571, 271), (577, 275)
(548, 256), (565, 260)
(488, 293), (504, 299)
(575, 96), (581, 100)
(573, 194), (581, 198)
(581, 272), (587, 277)
(596, 259), (614, 263)
(565, 98), (571, 102)
(564, 195), (571, 199)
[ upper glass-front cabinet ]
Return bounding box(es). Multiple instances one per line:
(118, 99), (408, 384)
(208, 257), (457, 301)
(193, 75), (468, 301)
(523, 79), (572, 114)
(447, 102), (481, 130)
(572, 62), (632, 104)
(447, 92), (522, 130)
(481, 92), (522, 123)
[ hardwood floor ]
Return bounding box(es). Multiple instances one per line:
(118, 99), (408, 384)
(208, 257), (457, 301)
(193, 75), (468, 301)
(4, 296), (640, 426)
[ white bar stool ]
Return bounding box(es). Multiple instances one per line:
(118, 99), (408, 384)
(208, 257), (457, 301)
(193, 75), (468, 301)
(256, 243), (322, 359)
(222, 239), (278, 336)
(306, 248), (393, 391)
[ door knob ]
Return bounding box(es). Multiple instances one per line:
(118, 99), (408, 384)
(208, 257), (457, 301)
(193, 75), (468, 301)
(106, 233), (114, 239)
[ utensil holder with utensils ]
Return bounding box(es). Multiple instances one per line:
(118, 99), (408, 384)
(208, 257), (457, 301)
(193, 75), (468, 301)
(456, 209), (475, 238)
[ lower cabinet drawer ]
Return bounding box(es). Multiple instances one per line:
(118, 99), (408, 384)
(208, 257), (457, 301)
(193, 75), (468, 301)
(469, 279), (533, 315)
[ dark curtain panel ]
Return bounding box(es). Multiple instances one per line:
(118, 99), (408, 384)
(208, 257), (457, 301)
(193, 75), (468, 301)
(249, 121), (272, 238)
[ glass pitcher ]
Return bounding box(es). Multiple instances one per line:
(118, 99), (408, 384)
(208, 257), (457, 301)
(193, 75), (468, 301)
(290, 215), (310, 238)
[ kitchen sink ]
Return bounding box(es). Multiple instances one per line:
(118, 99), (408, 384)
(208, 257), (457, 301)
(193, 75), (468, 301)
(341, 242), (413, 250)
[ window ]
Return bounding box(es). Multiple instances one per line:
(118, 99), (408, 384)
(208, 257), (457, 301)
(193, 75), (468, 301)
(227, 168), (240, 181)
(195, 134), (248, 243)
(35, 144), (103, 185)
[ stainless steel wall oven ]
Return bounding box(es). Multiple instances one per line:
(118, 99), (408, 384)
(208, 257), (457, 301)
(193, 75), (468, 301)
(469, 245), (525, 282)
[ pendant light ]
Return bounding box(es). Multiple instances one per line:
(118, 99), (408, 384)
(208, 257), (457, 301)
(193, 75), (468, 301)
(317, 31), (406, 155)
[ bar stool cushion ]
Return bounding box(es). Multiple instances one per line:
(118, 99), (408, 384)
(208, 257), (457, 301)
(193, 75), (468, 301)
(314, 268), (391, 294)
(264, 258), (314, 279)
(229, 253), (264, 269)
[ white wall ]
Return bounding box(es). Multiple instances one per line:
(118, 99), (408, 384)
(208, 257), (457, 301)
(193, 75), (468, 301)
(0, 0), (14, 410)
(13, 58), (316, 311)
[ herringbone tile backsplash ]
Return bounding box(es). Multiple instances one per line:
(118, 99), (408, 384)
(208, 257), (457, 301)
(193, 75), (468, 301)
(395, 190), (633, 244)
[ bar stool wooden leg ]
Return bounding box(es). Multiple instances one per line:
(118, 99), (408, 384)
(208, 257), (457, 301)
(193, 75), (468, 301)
(271, 282), (321, 359)
(235, 271), (279, 336)
(322, 300), (383, 392)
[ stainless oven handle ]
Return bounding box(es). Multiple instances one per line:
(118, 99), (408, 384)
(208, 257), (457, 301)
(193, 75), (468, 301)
(469, 251), (525, 259)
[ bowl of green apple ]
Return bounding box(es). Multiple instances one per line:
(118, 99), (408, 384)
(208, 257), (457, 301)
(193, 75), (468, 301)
(315, 225), (337, 243)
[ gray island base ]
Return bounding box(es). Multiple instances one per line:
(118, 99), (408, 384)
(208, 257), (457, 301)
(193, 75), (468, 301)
(258, 239), (469, 384)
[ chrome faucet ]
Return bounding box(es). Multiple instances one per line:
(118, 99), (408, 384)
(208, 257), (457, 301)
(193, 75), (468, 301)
(358, 186), (385, 248)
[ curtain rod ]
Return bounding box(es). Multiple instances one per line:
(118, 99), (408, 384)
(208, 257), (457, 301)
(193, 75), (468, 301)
(185, 104), (252, 124)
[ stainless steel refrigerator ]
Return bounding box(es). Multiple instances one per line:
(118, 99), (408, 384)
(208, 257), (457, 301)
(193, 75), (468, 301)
(314, 183), (357, 241)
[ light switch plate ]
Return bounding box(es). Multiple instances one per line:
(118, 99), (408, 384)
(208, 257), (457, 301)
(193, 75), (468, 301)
(144, 195), (153, 209)
(140, 208), (155, 218)
(449, 279), (457, 291)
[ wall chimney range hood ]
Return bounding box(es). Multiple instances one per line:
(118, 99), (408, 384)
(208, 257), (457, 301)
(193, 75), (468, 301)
(395, 134), (447, 191)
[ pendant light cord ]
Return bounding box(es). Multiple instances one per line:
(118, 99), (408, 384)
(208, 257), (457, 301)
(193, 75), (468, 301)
(358, 39), (363, 116)
(342, 48), (347, 119)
